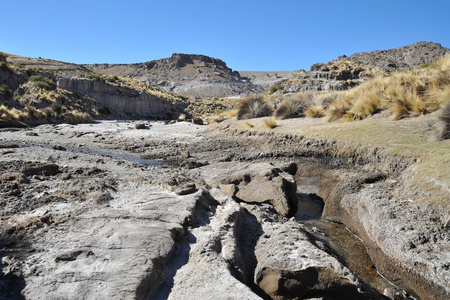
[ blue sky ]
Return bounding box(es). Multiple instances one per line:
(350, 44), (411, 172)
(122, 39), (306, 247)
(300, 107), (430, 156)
(2, 0), (449, 71)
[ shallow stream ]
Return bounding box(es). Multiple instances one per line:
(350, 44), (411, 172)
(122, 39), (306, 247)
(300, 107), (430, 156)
(295, 175), (418, 299)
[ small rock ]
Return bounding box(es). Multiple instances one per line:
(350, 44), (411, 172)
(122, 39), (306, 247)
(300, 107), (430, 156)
(52, 145), (66, 151)
(383, 287), (409, 300)
(55, 250), (84, 262)
(191, 118), (204, 125)
(173, 183), (197, 195)
(135, 123), (147, 129)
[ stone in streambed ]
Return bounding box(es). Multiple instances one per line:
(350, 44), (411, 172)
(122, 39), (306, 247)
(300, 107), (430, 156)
(219, 162), (298, 217)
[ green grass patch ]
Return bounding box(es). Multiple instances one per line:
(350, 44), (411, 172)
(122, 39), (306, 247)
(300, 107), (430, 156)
(29, 75), (56, 91)
(269, 83), (283, 94)
(0, 84), (12, 100)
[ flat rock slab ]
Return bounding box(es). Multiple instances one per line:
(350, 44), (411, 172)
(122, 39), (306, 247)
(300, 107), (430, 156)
(3, 181), (210, 300)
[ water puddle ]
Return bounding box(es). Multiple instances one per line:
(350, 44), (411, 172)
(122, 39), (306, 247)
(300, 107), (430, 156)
(2, 142), (167, 167)
(65, 148), (167, 167)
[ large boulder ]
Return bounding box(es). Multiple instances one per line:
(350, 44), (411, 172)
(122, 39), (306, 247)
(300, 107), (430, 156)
(216, 162), (298, 217)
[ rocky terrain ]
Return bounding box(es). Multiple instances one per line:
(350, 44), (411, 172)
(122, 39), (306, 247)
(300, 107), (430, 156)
(0, 110), (449, 299)
(0, 42), (449, 300)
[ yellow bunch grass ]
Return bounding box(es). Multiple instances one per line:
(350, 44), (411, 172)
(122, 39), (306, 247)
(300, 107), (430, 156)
(324, 55), (450, 122)
(264, 118), (277, 129)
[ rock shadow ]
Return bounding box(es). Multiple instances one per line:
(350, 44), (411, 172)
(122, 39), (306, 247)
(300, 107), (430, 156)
(295, 193), (324, 221)
(151, 234), (194, 300)
(0, 236), (27, 300)
(230, 208), (271, 299)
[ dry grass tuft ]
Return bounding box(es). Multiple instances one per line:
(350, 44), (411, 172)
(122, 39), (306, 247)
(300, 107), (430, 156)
(227, 110), (237, 118)
(236, 94), (273, 120)
(246, 121), (254, 128)
(323, 55), (450, 122)
(63, 110), (92, 124)
(305, 104), (325, 118)
(326, 97), (352, 121)
(264, 118), (277, 129)
(178, 113), (187, 121)
(274, 93), (313, 119)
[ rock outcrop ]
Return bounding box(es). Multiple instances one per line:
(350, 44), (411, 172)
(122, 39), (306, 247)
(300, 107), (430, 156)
(252, 215), (378, 299)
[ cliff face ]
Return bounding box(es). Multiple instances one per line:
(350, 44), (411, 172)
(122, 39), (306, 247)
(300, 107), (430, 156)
(57, 78), (186, 119)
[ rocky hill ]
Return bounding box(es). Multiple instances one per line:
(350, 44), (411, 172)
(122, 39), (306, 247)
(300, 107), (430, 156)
(85, 53), (282, 98)
(337, 41), (450, 73)
(0, 52), (191, 126)
(271, 41), (450, 94)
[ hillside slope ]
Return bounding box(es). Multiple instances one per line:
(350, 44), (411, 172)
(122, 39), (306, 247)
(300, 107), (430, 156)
(339, 41), (450, 73)
(272, 41), (450, 94)
(85, 53), (268, 98)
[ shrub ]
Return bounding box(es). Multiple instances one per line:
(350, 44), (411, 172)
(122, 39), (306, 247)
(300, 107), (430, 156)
(0, 84), (12, 100)
(236, 95), (273, 120)
(0, 61), (12, 73)
(177, 94), (189, 101)
(106, 75), (119, 82)
(86, 73), (103, 81)
(29, 75), (56, 91)
(438, 102), (450, 140)
(274, 93), (314, 119)
(63, 110), (92, 124)
(305, 105), (324, 118)
(269, 83), (283, 94)
(50, 101), (62, 114)
(310, 63), (325, 71)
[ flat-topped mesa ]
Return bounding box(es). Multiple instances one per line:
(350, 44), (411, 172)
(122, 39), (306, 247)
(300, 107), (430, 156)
(146, 53), (231, 71)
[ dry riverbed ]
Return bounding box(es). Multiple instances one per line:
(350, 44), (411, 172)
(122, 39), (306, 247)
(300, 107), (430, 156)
(0, 118), (448, 300)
